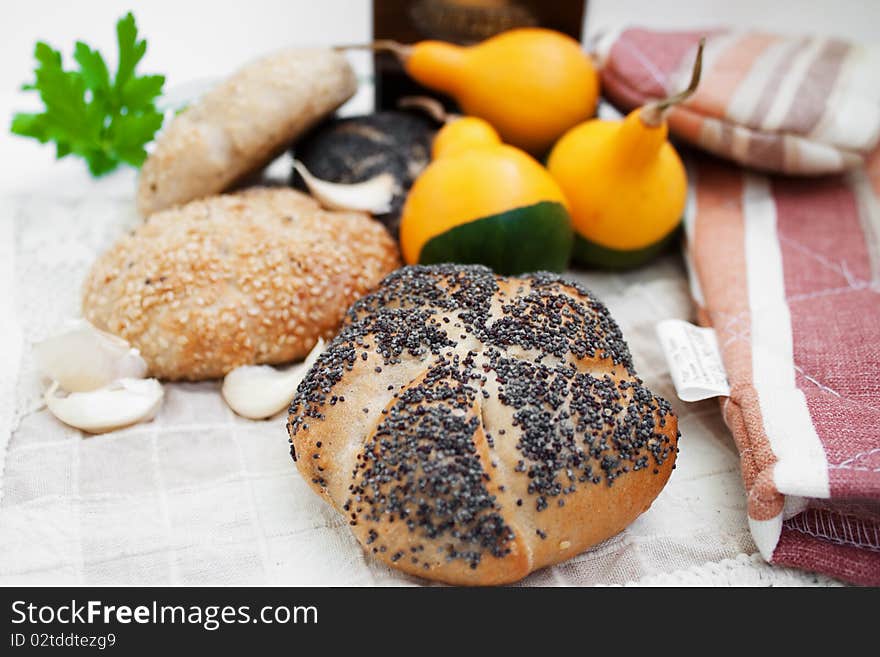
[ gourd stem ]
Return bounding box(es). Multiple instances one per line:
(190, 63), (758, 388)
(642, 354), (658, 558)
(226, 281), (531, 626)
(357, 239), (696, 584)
(335, 40), (413, 62)
(397, 96), (458, 124)
(640, 37), (705, 128)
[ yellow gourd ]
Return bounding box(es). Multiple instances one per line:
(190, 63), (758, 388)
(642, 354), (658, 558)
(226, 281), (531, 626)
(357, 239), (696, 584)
(430, 114), (500, 158)
(399, 117), (573, 275)
(547, 39), (705, 269)
(361, 29), (599, 156)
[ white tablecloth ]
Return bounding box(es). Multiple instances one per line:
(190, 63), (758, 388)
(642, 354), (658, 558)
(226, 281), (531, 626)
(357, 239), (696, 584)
(5, 0), (865, 583)
(0, 161), (841, 585)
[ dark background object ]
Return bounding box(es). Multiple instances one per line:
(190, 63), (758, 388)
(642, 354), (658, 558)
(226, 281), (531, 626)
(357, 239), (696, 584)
(291, 110), (438, 236)
(373, 0), (587, 111)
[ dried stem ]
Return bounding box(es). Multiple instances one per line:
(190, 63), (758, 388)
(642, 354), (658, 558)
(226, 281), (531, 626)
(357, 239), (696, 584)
(640, 37), (705, 128)
(397, 96), (457, 124)
(334, 40), (413, 62)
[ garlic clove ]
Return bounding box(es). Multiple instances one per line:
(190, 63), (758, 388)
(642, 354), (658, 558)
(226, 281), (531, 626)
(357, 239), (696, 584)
(222, 338), (325, 420)
(294, 160), (395, 215)
(45, 378), (164, 434)
(34, 319), (148, 392)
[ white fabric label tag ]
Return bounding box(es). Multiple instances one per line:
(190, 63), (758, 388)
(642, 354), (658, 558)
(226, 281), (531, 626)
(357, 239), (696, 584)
(655, 319), (731, 402)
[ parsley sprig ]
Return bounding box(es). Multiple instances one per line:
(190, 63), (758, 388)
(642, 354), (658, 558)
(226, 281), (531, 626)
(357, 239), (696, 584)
(10, 12), (165, 176)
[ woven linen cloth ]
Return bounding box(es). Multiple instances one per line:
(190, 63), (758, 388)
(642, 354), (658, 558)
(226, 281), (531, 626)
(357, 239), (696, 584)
(596, 27), (880, 175)
(684, 150), (880, 585)
(0, 159), (842, 587)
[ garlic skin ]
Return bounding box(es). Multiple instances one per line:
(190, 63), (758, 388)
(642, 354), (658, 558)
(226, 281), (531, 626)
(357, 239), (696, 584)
(45, 378), (164, 434)
(36, 319), (162, 434)
(223, 338), (325, 420)
(34, 319), (147, 392)
(294, 160), (395, 215)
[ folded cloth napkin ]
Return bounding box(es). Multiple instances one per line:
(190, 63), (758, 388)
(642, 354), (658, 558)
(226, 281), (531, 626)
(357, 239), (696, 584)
(684, 149), (880, 585)
(596, 27), (880, 175)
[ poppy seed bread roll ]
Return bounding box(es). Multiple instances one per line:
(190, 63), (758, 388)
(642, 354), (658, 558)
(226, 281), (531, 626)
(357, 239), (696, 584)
(83, 188), (400, 381)
(137, 48), (357, 217)
(287, 265), (678, 585)
(292, 110), (437, 236)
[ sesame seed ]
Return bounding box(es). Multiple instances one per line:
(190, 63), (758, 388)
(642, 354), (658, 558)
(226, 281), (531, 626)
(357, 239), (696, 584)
(82, 188), (400, 381)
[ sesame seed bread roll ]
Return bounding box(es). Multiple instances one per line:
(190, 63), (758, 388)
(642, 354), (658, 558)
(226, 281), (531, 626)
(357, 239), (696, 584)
(137, 48), (357, 217)
(288, 265), (679, 585)
(83, 188), (400, 381)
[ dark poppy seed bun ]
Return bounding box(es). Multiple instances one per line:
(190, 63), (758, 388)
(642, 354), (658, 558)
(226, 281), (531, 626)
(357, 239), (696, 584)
(287, 265), (678, 585)
(292, 110), (436, 236)
(83, 188), (400, 381)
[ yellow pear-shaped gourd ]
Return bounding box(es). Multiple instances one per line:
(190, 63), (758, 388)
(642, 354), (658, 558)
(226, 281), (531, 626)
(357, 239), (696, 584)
(373, 29), (598, 156)
(399, 117), (572, 275)
(547, 39), (705, 269)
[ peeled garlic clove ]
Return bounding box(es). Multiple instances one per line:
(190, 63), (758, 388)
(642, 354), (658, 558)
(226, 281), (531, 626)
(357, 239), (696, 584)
(34, 319), (147, 392)
(294, 160), (395, 214)
(45, 378), (164, 434)
(223, 338), (325, 420)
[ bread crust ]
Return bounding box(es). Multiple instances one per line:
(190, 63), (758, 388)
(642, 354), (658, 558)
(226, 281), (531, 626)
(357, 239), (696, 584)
(137, 48), (356, 217)
(83, 188), (400, 380)
(288, 265), (678, 584)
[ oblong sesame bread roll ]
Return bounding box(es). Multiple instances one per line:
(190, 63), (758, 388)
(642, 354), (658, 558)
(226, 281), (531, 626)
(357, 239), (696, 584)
(83, 188), (400, 381)
(137, 48), (357, 217)
(288, 265), (679, 585)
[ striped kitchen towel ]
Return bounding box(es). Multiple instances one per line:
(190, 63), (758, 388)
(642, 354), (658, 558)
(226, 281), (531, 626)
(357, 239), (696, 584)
(684, 150), (880, 585)
(596, 28), (880, 175)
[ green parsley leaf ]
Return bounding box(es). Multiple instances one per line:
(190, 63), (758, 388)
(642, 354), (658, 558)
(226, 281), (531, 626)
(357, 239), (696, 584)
(114, 12), (148, 92)
(10, 12), (165, 176)
(74, 42), (111, 100)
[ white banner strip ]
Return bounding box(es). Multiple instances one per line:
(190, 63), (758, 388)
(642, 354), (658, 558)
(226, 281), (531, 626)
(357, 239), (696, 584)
(743, 175), (830, 501)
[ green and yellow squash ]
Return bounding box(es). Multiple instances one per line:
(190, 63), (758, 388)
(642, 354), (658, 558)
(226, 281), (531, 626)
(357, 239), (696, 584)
(399, 117), (572, 275)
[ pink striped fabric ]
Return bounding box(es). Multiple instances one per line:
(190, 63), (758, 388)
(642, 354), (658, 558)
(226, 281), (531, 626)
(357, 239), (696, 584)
(597, 28), (880, 175)
(686, 151), (880, 585)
